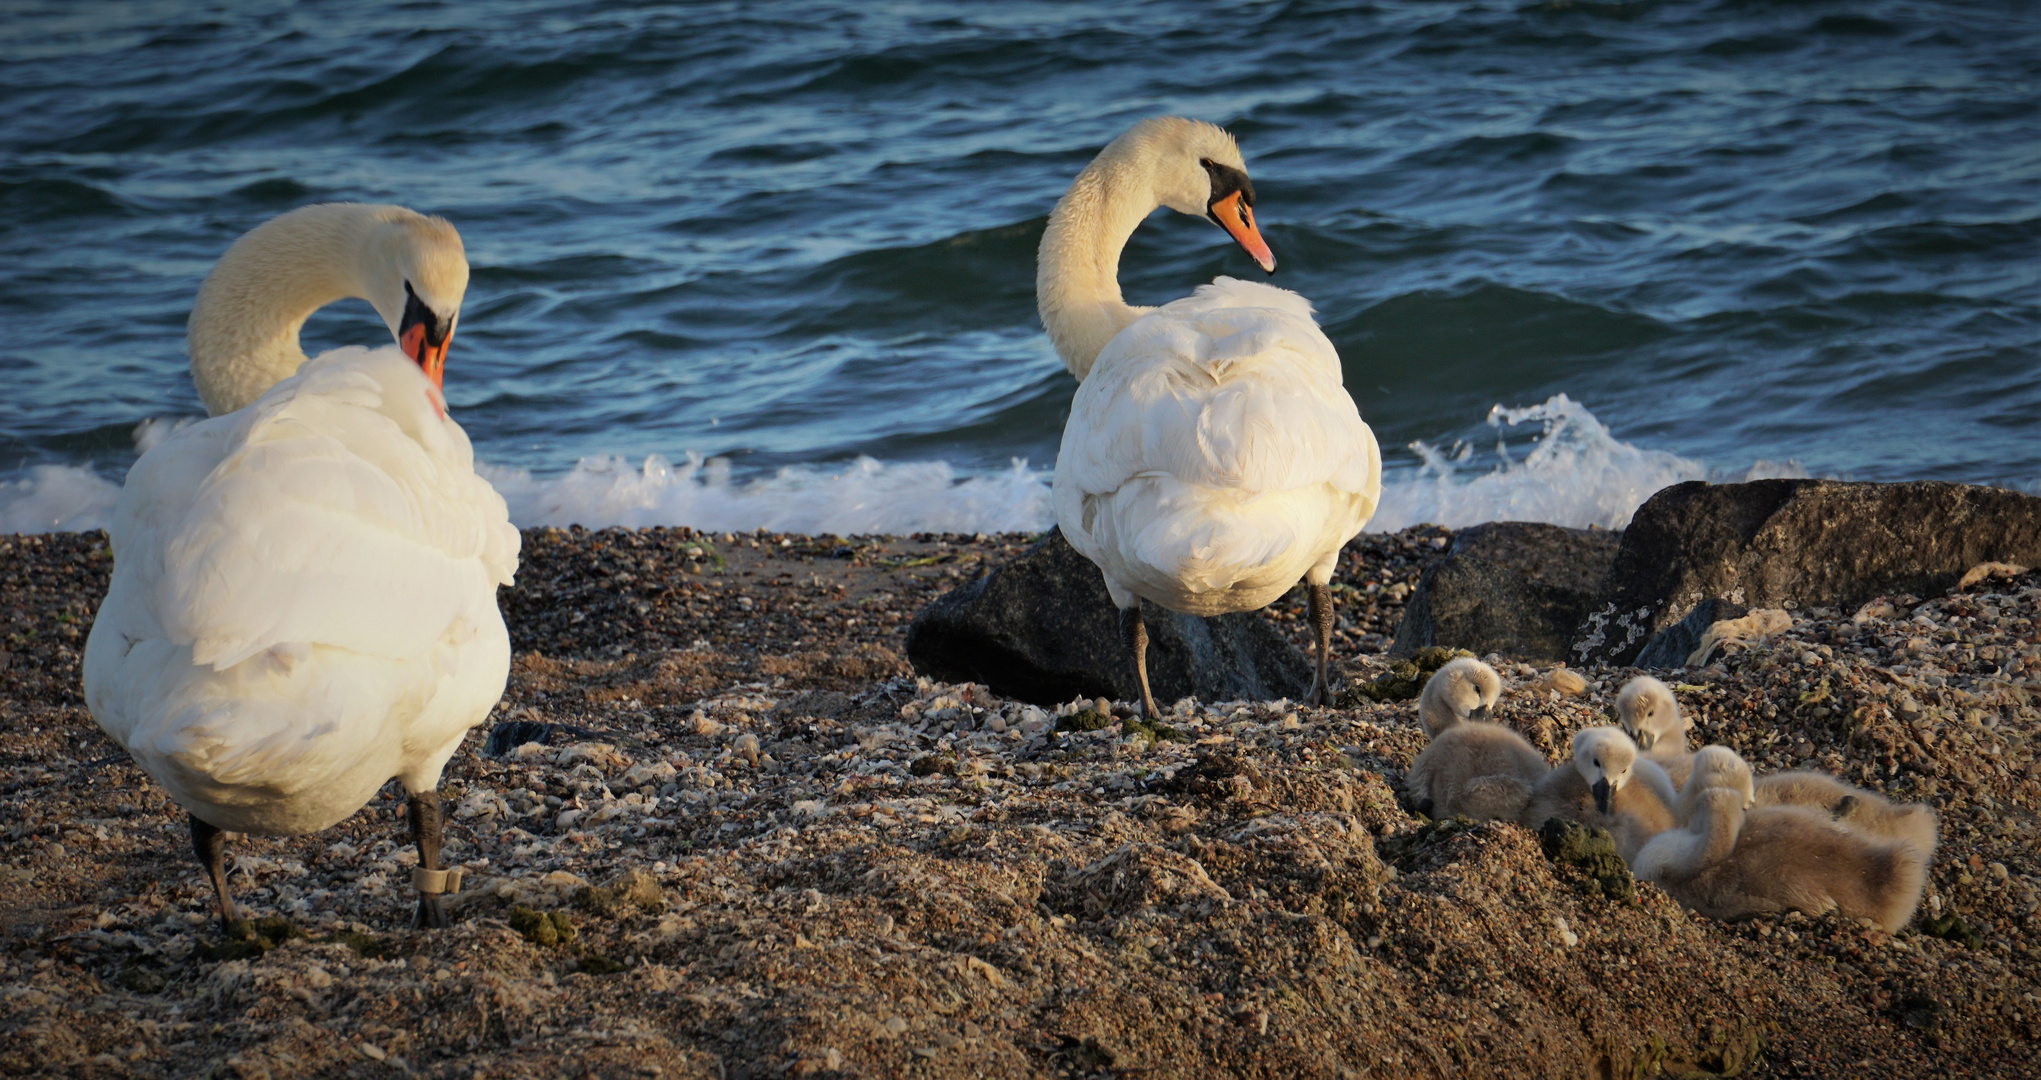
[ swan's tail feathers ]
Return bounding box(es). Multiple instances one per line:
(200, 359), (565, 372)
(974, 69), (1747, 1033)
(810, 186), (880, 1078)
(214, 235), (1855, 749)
(1867, 839), (1932, 934)
(1849, 801), (1940, 860)
(1456, 774), (1535, 823)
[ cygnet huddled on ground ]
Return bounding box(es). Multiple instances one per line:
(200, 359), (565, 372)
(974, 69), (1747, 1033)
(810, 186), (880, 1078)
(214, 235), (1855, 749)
(1633, 746), (1930, 933)
(1617, 675), (1696, 789)
(1521, 726), (1678, 862)
(1673, 732), (1937, 857)
(1403, 659), (1548, 821)
(1753, 772), (1940, 857)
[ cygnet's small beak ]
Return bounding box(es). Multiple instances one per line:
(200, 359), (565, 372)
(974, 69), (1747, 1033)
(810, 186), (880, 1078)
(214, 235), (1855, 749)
(399, 286), (454, 391)
(1467, 704), (1492, 723)
(1591, 778), (1612, 816)
(1207, 191), (1276, 275)
(1632, 730), (1654, 750)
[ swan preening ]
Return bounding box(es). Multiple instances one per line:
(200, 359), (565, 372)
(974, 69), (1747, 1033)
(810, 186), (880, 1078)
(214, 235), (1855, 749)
(84, 203), (518, 930)
(1405, 658), (1543, 820)
(1404, 667), (1936, 931)
(1041, 117), (1382, 715)
(1618, 674), (1696, 789)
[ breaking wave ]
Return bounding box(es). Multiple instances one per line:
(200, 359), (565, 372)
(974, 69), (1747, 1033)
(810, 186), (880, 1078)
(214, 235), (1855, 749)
(0, 395), (1811, 538)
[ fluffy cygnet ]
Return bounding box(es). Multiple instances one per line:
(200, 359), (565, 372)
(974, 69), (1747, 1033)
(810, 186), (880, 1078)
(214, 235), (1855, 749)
(1419, 657), (1503, 738)
(1674, 745), (1757, 823)
(1755, 771), (1940, 857)
(1679, 745), (1938, 857)
(1520, 726), (1678, 862)
(1404, 726), (1548, 823)
(1617, 675), (1696, 789)
(1634, 787), (1930, 933)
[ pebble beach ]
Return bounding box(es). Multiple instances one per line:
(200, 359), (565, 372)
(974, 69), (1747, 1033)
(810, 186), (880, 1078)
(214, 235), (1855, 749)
(2, 525), (2037, 1077)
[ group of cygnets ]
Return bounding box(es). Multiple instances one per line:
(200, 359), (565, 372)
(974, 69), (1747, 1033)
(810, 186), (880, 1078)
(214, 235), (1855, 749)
(1404, 659), (1937, 932)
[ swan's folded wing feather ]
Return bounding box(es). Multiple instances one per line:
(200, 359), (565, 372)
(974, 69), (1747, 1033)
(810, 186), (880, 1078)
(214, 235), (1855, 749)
(1063, 287), (1379, 503)
(156, 350), (519, 670)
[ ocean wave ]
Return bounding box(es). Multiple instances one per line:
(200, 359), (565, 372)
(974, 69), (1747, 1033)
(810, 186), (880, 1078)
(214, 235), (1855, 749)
(1367, 394), (1808, 533)
(1, 395), (1812, 540)
(481, 454), (1054, 536)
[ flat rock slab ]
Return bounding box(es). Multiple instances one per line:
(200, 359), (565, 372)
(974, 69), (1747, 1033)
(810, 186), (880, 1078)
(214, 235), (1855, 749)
(1391, 521), (1621, 661)
(905, 528), (1313, 706)
(1574, 478), (2041, 666)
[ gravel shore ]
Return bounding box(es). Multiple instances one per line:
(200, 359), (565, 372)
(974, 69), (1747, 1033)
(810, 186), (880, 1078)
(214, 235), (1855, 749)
(1, 526), (2036, 1078)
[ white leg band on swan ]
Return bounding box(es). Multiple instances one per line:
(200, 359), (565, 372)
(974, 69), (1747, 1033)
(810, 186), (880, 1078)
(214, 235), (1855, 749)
(412, 866), (464, 895)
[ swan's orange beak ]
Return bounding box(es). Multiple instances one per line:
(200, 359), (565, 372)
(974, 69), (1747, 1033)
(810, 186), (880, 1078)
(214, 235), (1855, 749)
(400, 323), (449, 391)
(1210, 191), (1276, 274)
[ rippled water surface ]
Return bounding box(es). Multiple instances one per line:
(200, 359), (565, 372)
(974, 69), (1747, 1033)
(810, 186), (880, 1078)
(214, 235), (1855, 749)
(3, 1), (2037, 532)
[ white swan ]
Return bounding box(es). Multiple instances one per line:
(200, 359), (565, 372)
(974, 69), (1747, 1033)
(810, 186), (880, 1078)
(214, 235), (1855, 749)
(83, 203), (519, 930)
(1040, 117), (1382, 714)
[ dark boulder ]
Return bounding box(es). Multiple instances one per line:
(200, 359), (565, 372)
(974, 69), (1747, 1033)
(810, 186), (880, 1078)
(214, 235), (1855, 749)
(904, 528), (1313, 706)
(1574, 479), (2041, 667)
(1390, 522), (1622, 662)
(1632, 599), (1748, 670)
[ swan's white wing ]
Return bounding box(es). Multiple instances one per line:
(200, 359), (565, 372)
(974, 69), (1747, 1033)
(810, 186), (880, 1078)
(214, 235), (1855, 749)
(86, 346), (518, 829)
(156, 347), (519, 670)
(1053, 279), (1381, 611)
(1061, 279), (1380, 504)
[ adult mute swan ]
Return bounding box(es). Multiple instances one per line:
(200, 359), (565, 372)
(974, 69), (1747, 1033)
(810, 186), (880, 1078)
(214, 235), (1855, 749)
(83, 203), (519, 930)
(1041, 117), (1382, 716)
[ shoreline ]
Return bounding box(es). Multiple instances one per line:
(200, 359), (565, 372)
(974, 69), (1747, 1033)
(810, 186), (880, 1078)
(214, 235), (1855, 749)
(1, 524), (2036, 1077)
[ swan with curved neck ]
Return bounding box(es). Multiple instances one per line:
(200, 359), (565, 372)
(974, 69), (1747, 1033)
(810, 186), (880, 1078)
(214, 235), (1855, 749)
(189, 203), (467, 415)
(85, 203), (516, 933)
(1041, 117), (1381, 715)
(1037, 117), (1273, 380)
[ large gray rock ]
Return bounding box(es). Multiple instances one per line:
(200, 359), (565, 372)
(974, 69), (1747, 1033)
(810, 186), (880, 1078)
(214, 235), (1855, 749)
(904, 529), (1313, 706)
(1573, 479), (2041, 667)
(1391, 522), (1621, 662)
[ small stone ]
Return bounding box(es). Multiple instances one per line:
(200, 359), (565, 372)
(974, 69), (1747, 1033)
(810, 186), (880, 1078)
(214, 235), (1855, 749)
(735, 733), (760, 766)
(359, 1044), (387, 1061)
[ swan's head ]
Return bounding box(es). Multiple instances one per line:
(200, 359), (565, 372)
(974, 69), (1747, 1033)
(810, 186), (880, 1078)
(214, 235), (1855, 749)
(1616, 675), (1688, 751)
(1571, 726), (1641, 815)
(360, 210), (468, 390)
(1112, 116), (1274, 274)
(1686, 745), (1756, 809)
(1419, 657), (1502, 735)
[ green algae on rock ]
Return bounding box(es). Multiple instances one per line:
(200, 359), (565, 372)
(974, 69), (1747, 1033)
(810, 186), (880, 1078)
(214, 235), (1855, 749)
(1538, 818), (1635, 903)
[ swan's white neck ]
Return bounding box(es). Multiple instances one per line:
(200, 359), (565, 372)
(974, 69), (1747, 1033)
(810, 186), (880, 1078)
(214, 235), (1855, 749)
(1036, 149), (1163, 381)
(186, 204), (400, 416)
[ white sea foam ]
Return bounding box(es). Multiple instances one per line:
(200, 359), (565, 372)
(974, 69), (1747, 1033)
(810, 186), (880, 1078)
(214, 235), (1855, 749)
(0, 395), (1812, 537)
(0, 464), (123, 534)
(480, 453), (1054, 536)
(1368, 393), (1808, 532)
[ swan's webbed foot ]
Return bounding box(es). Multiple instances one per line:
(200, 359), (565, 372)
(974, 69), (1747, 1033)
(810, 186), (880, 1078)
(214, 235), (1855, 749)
(1121, 606), (1159, 719)
(189, 813), (238, 932)
(406, 790), (459, 931)
(1306, 581), (1336, 707)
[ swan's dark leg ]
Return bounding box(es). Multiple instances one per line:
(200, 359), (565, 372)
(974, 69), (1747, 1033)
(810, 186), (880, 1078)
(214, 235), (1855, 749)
(407, 791), (452, 930)
(189, 813), (237, 931)
(1307, 581), (1335, 706)
(1121, 606), (1159, 719)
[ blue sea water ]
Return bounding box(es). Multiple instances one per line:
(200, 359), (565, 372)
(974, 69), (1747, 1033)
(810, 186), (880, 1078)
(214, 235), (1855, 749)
(2, 1), (2036, 534)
